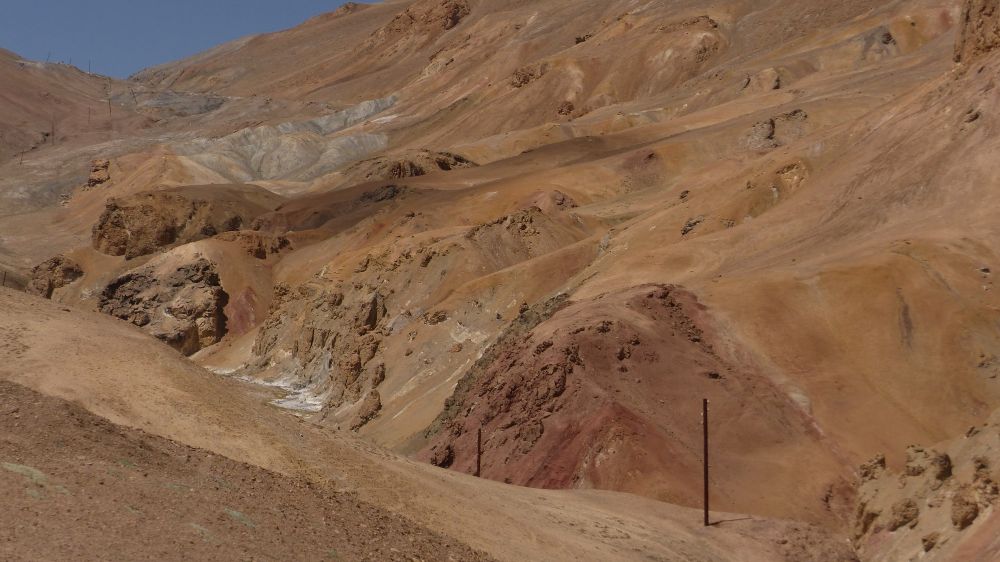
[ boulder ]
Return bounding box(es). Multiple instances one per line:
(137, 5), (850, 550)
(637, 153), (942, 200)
(25, 256), (84, 299)
(99, 258), (228, 355)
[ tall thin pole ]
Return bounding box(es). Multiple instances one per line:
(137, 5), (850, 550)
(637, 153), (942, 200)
(475, 426), (482, 477)
(703, 398), (710, 527)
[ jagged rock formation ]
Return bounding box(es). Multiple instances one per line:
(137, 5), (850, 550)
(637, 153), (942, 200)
(92, 184), (283, 259)
(99, 258), (228, 355)
(251, 281), (389, 414)
(24, 255), (83, 298)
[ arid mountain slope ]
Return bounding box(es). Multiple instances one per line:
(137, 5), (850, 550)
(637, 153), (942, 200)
(3, 0), (1000, 559)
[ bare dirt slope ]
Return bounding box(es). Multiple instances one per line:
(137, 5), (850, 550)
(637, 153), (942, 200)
(0, 378), (488, 562)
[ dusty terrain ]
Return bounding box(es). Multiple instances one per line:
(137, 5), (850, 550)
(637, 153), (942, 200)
(0, 377), (488, 562)
(3, 0), (1000, 559)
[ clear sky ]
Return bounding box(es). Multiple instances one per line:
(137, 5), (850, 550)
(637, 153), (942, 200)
(0, 0), (349, 78)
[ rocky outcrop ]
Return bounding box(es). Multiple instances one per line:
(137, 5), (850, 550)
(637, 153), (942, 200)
(887, 498), (920, 531)
(853, 423), (1000, 559)
(362, 0), (470, 52)
(92, 194), (238, 259)
(954, 0), (1000, 63)
(92, 185), (282, 259)
(740, 68), (782, 93)
(464, 206), (574, 257)
(82, 159), (110, 190)
(99, 259), (228, 355)
(350, 390), (383, 430)
(340, 150), (477, 183)
(251, 281), (389, 414)
(511, 65), (545, 88)
(744, 109), (809, 151)
(24, 256), (83, 299)
(215, 231), (292, 259)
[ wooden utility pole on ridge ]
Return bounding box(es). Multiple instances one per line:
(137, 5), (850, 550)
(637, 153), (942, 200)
(475, 427), (482, 478)
(703, 398), (710, 527)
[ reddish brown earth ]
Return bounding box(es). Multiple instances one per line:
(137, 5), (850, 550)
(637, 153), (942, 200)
(0, 379), (489, 562)
(420, 284), (853, 521)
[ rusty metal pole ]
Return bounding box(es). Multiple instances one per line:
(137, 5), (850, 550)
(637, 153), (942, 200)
(475, 426), (482, 478)
(703, 398), (710, 527)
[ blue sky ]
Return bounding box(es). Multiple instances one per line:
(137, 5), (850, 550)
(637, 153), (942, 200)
(0, 1), (348, 78)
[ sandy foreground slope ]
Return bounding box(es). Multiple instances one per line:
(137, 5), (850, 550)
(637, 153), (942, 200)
(0, 379), (487, 562)
(0, 287), (855, 561)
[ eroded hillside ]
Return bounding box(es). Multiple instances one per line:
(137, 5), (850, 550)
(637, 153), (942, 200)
(3, 0), (1000, 559)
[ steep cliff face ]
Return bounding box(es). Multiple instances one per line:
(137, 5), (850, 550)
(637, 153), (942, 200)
(249, 280), (390, 414)
(954, 0), (1000, 62)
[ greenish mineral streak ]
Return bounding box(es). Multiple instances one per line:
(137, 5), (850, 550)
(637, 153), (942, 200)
(223, 507), (256, 528)
(189, 522), (214, 542)
(2, 462), (48, 485)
